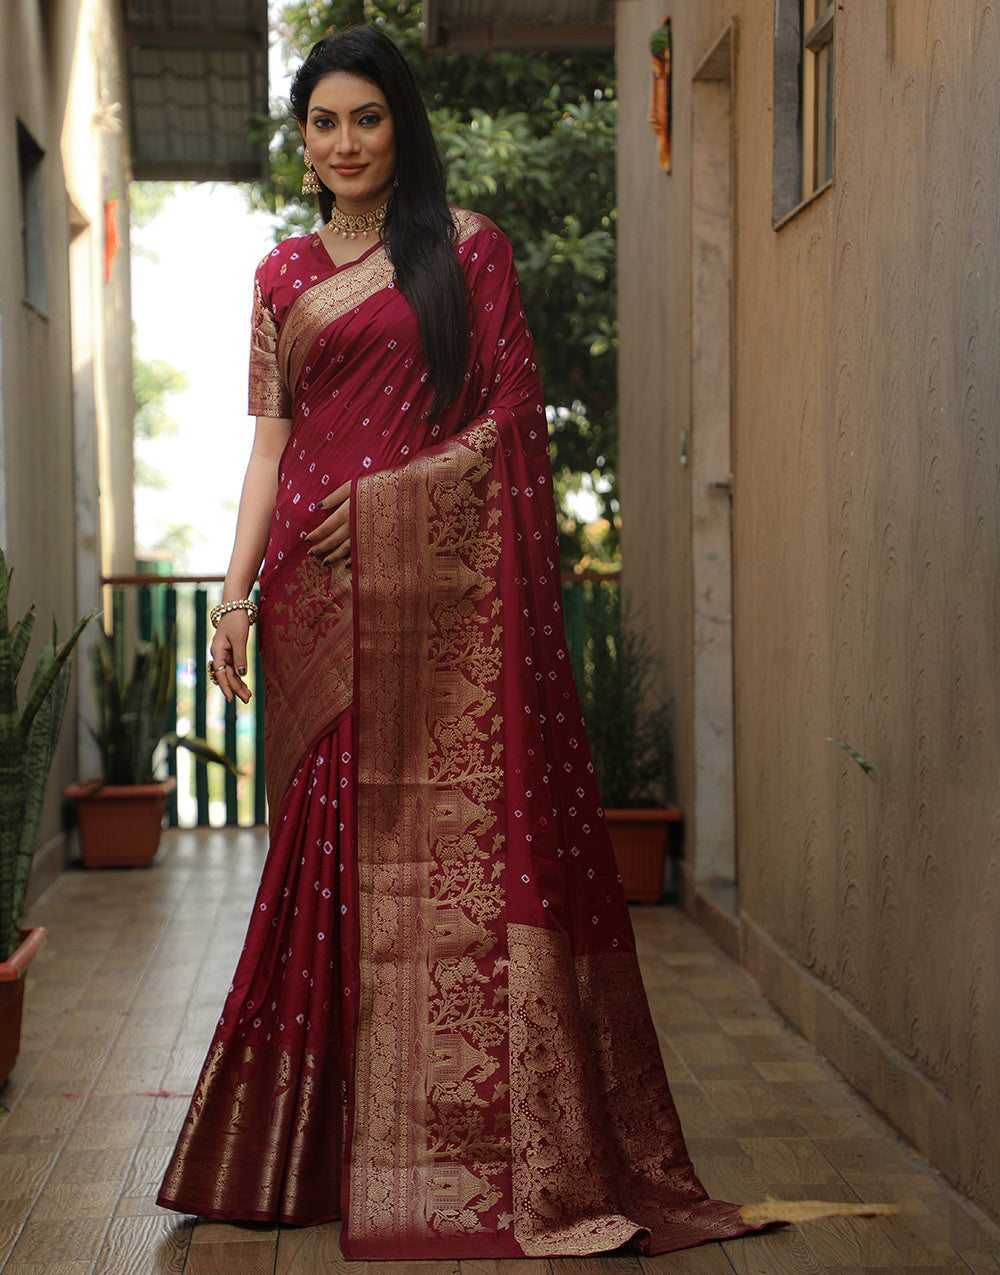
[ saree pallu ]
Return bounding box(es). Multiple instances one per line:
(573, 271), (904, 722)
(157, 212), (761, 1258)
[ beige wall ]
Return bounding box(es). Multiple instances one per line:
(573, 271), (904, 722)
(1, 0), (133, 896)
(619, 0), (1000, 1221)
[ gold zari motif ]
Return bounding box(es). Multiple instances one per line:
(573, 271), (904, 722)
(262, 555), (353, 831)
(159, 1044), (331, 1221)
(249, 278), (292, 417)
(507, 927), (731, 1255)
(278, 251), (396, 393)
(350, 421), (508, 1244)
(508, 926), (644, 1255)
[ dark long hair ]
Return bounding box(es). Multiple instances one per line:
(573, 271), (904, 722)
(290, 27), (469, 419)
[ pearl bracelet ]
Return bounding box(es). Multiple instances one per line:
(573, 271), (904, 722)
(210, 598), (259, 629)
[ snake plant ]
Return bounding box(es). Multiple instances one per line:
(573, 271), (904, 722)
(0, 548), (96, 961)
(571, 585), (676, 810)
(89, 624), (238, 785)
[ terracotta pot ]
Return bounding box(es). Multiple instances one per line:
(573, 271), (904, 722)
(0, 926), (48, 1088)
(64, 778), (177, 868)
(605, 806), (683, 903)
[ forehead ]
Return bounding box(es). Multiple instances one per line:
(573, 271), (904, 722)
(307, 71), (388, 113)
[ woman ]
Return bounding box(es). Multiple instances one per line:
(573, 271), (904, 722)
(157, 26), (762, 1259)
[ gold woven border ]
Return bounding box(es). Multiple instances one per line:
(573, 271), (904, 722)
(249, 277), (292, 418)
(507, 924), (642, 1255)
(276, 210), (490, 396)
(262, 555), (353, 831)
(349, 421), (508, 1245)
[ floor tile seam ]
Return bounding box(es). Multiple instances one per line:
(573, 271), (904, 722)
(670, 932), (1000, 1260)
(637, 1244), (735, 1273)
(684, 968), (896, 1153)
(125, 847), (249, 1254)
(28, 852), (231, 1273)
(1, 1197), (117, 1274)
(678, 978), (1000, 1259)
(811, 1129), (1000, 1250)
(951, 1246), (989, 1272)
(653, 934), (947, 1252)
(94, 857), (234, 1215)
(733, 1129), (867, 1211)
(4, 861), (202, 1261)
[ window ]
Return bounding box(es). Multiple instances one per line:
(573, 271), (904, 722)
(17, 120), (48, 314)
(772, 0), (835, 224)
(801, 0), (835, 197)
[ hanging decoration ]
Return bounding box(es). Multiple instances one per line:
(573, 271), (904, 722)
(649, 18), (672, 173)
(103, 186), (120, 282)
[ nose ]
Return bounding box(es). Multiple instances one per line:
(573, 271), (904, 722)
(334, 124), (359, 154)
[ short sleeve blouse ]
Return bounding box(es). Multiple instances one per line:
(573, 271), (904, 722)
(248, 252), (293, 418)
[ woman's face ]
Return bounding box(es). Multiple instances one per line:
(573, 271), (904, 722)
(300, 71), (397, 216)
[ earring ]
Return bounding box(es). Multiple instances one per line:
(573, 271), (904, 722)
(302, 148), (321, 195)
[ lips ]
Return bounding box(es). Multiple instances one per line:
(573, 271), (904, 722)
(333, 164), (366, 175)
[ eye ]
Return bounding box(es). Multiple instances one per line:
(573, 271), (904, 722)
(313, 117), (334, 129)
(359, 112), (383, 127)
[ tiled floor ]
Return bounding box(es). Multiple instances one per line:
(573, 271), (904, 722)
(2, 830), (999, 1274)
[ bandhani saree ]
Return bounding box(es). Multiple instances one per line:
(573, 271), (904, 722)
(157, 210), (764, 1258)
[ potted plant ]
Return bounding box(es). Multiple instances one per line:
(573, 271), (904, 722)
(65, 624), (238, 867)
(0, 548), (95, 1085)
(572, 584), (679, 902)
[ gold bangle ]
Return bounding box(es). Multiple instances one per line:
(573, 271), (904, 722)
(210, 598), (259, 629)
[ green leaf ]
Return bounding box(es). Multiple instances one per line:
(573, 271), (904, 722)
(262, 0), (620, 570)
(11, 654), (71, 954)
(10, 608), (36, 680)
(827, 738), (878, 779)
(20, 607), (97, 741)
(0, 556), (94, 959)
(166, 732), (242, 776)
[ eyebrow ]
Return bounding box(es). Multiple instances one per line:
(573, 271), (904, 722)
(309, 101), (384, 116)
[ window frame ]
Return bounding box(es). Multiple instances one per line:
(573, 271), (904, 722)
(17, 120), (48, 316)
(801, 0), (835, 200)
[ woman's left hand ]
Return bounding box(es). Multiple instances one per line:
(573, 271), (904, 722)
(306, 479), (351, 565)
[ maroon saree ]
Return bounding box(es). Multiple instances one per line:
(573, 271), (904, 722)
(157, 211), (760, 1258)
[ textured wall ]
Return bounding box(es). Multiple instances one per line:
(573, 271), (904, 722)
(1, 0), (133, 895)
(619, 0), (1000, 1221)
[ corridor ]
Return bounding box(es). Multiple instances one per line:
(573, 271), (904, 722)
(1, 831), (998, 1273)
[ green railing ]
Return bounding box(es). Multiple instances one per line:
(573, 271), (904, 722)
(107, 575), (265, 828)
(560, 570), (621, 685)
(106, 570), (619, 829)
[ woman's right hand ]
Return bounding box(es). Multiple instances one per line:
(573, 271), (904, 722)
(210, 612), (253, 704)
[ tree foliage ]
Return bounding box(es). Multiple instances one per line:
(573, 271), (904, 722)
(133, 339), (189, 491)
(250, 0), (619, 566)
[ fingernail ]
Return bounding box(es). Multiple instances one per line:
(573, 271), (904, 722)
(304, 537), (313, 544)
(237, 666), (247, 676)
(316, 501), (324, 510)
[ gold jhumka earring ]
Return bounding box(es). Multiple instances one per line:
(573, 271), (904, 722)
(302, 148), (321, 195)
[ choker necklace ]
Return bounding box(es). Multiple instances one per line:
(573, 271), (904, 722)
(326, 202), (388, 240)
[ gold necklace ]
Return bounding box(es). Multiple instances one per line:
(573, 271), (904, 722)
(326, 202), (388, 240)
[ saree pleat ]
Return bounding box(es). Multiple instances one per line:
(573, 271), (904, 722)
(157, 714), (356, 1223)
(158, 211), (766, 1256)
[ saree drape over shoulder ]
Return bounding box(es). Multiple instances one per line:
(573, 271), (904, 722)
(157, 211), (761, 1258)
